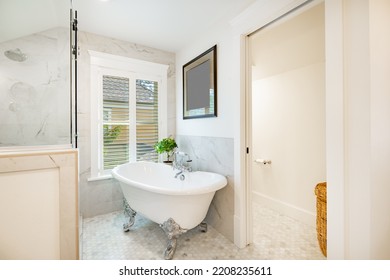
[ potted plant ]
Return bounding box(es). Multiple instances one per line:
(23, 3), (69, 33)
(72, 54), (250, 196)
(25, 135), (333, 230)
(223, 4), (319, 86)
(154, 136), (178, 163)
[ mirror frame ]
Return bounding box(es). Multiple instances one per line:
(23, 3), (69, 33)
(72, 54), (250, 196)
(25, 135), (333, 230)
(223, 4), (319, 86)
(182, 45), (217, 119)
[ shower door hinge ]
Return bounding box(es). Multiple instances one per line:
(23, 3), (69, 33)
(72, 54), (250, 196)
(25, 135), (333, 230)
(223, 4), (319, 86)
(72, 46), (80, 59)
(71, 11), (78, 60)
(72, 17), (78, 32)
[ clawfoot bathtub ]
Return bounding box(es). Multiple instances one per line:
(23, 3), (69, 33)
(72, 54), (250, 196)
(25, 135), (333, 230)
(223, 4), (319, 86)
(112, 161), (227, 259)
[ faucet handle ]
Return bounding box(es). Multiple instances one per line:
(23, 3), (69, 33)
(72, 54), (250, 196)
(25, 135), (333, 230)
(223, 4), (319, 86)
(177, 152), (191, 162)
(174, 151), (193, 171)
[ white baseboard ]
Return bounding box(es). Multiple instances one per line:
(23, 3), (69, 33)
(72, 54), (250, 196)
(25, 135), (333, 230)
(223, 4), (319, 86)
(252, 191), (316, 228)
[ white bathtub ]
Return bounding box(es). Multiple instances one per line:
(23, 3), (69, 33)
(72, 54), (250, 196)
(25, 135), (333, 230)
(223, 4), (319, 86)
(111, 161), (227, 259)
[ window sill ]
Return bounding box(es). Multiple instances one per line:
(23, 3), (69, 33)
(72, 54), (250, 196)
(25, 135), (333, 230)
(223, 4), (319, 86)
(87, 174), (113, 182)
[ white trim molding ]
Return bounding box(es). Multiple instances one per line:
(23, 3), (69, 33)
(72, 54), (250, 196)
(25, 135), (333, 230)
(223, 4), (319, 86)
(88, 50), (169, 179)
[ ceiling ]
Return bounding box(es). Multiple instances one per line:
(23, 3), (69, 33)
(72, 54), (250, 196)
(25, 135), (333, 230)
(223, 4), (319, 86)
(72, 0), (257, 52)
(0, 0), (257, 52)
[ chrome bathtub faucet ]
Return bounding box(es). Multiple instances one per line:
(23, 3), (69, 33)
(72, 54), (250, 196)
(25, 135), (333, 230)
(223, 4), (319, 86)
(173, 151), (192, 180)
(174, 170), (185, 181)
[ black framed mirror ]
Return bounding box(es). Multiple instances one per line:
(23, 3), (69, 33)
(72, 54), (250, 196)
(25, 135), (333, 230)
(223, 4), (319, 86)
(183, 45), (217, 119)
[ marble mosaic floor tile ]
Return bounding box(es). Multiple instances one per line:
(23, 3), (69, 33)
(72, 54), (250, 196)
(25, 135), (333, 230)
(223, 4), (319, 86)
(82, 203), (326, 260)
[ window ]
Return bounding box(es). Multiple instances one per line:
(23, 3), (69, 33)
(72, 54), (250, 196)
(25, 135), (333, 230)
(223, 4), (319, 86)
(89, 51), (168, 179)
(135, 79), (159, 162)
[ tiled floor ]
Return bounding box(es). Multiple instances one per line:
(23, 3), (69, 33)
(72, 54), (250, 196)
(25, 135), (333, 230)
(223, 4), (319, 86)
(81, 203), (326, 260)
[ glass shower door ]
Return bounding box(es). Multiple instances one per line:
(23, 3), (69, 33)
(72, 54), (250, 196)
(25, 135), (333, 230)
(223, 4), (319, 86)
(0, 0), (74, 148)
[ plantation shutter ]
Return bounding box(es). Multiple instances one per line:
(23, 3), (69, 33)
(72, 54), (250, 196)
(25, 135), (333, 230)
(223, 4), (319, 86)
(102, 75), (130, 170)
(136, 79), (159, 162)
(102, 76), (159, 170)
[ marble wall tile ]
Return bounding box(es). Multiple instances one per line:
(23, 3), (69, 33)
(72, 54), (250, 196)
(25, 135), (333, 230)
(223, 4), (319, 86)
(79, 172), (123, 218)
(77, 31), (176, 218)
(176, 135), (234, 242)
(0, 27), (71, 147)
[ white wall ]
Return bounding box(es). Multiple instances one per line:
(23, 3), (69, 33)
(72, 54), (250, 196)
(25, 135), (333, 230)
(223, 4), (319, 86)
(326, 0), (390, 259)
(250, 3), (325, 227)
(343, 0), (371, 259)
(176, 22), (237, 138)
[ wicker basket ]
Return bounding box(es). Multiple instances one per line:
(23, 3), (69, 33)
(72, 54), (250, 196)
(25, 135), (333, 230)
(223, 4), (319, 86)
(315, 182), (327, 257)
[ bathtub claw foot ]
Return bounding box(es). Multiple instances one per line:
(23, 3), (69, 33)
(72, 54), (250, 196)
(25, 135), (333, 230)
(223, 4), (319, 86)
(199, 222), (208, 233)
(160, 218), (187, 260)
(164, 238), (177, 260)
(123, 198), (137, 232)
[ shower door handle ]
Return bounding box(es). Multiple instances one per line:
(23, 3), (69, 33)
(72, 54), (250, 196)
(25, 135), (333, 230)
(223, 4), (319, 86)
(254, 159), (272, 165)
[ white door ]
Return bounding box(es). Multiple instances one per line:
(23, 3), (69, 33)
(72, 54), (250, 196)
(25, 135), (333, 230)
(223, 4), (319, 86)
(249, 3), (326, 228)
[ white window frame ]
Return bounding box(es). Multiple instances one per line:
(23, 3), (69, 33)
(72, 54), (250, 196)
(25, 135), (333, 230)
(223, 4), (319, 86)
(88, 51), (168, 180)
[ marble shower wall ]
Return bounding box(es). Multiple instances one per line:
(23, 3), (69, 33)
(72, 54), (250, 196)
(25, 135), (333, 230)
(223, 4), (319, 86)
(0, 27), (71, 147)
(176, 135), (234, 242)
(77, 31), (176, 218)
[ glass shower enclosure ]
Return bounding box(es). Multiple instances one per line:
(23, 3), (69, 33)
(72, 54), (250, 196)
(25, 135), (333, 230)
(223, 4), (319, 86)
(0, 0), (77, 149)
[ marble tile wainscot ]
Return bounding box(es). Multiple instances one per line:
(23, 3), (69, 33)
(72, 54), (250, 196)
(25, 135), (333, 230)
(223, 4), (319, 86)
(175, 135), (234, 242)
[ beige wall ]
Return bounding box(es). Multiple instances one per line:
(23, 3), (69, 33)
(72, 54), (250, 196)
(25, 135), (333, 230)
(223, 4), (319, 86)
(343, 0), (390, 259)
(0, 168), (60, 259)
(369, 0), (390, 260)
(0, 149), (78, 260)
(250, 3), (325, 226)
(251, 3), (325, 80)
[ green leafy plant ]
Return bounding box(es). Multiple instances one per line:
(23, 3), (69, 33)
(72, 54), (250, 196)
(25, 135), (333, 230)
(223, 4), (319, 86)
(154, 137), (178, 162)
(103, 125), (122, 144)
